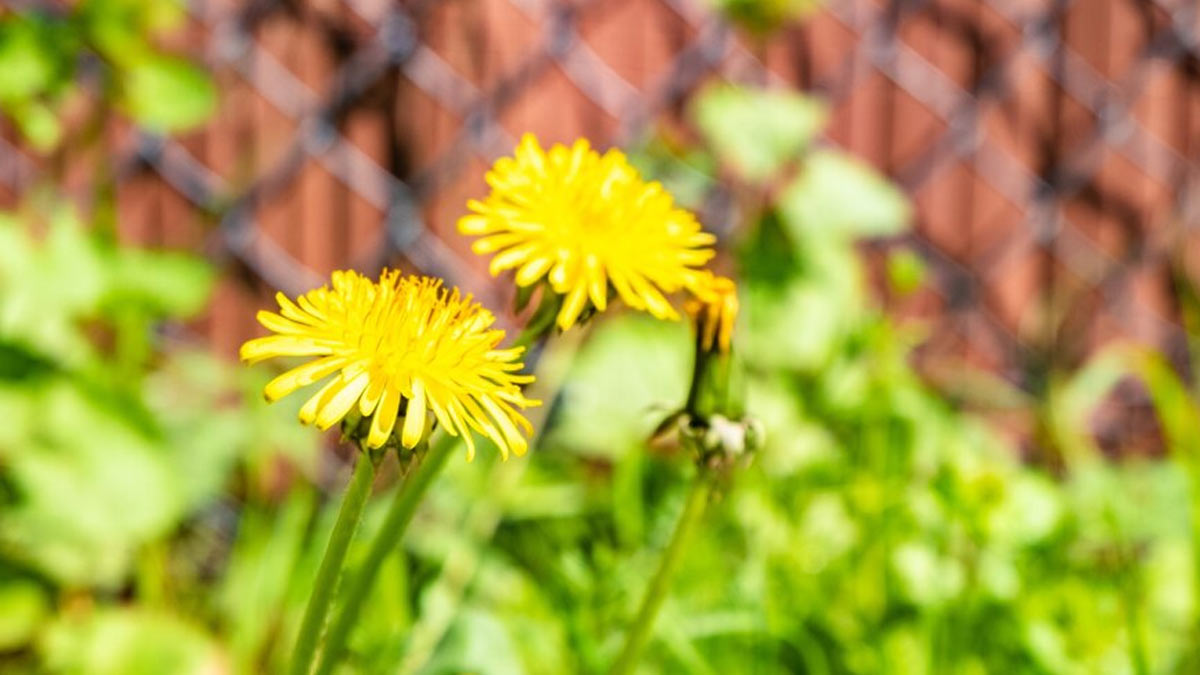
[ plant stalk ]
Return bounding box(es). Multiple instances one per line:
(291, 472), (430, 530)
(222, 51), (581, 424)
(610, 467), (715, 675)
(289, 451), (379, 675)
(312, 433), (457, 675)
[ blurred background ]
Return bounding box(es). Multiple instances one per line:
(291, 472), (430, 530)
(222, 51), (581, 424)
(1, 0), (1200, 672)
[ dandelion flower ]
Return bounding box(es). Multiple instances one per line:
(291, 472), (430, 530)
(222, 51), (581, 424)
(459, 134), (717, 331)
(240, 270), (540, 459)
(687, 274), (738, 353)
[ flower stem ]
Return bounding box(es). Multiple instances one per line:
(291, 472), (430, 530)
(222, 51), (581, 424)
(289, 451), (379, 675)
(312, 432), (457, 675)
(513, 287), (562, 349)
(610, 467), (715, 675)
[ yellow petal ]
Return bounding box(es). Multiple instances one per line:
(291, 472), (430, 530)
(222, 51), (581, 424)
(480, 396), (526, 459)
(240, 335), (332, 364)
(315, 371), (370, 430)
(276, 292), (318, 325)
(628, 275), (678, 321)
(264, 355), (347, 402)
(446, 399), (477, 461)
(299, 378), (342, 425)
(556, 283), (590, 331)
(472, 233), (526, 255)
(256, 310), (308, 335)
(458, 214), (491, 235)
(488, 243), (540, 276)
(367, 386), (401, 449)
(514, 256), (554, 287)
(585, 255), (607, 311)
(401, 379), (428, 448)
(358, 374), (385, 417)
(424, 382), (457, 435)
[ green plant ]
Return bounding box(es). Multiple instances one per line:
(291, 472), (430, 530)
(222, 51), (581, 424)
(0, 204), (317, 672)
(0, 0), (215, 151)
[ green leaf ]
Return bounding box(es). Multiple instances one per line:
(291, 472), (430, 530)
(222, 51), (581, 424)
(40, 608), (223, 675)
(1128, 349), (1200, 466)
(0, 338), (58, 381)
(987, 474), (1063, 545)
(740, 236), (864, 371)
(891, 542), (964, 607)
(0, 580), (49, 650)
(0, 22), (58, 102)
(13, 101), (63, 151)
(1, 380), (183, 587)
(545, 314), (691, 458)
(79, 0), (181, 68)
(692, 85), (827, 183)
(121, 57), (216, 132)
(710, 0), (822, 34)
(217, 488), (316, 672)
(886, 248), (926, 296)
(108, 248), (214, 318)
(779, 150), (911, 239)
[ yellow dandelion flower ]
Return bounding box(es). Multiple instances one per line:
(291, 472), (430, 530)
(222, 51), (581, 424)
(458, 134), (718, 331)
(240, 270), (540, 459)
(687, 274), (739, 353)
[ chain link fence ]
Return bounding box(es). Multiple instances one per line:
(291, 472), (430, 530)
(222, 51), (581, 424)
(2, 0), (1199, 427)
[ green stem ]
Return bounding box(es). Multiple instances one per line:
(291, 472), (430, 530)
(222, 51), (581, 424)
(289, 451), (379, 675)
(610, 468), (715, 675)
(513, 289), (561, 350)
(312, 433), (457, 675)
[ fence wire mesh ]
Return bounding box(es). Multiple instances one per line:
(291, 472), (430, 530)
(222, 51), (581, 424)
(2, 0), (1199, 442)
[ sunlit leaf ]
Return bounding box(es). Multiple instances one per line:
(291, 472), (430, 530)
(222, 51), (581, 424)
(692, 85), (826, 183)
(109, 248), (215, 318)
(710, 0), (822, 34)
(0, 579), (49, 650)
(779, 150), (911, 239)
(544, 314), (691, 458)
(0, 21), (58, 102)
(121, 57), (216, 132)
(40, 608), (224, 675)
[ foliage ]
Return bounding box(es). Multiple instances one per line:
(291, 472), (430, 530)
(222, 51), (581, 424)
(0, 0), (215, 150)
(332, 86), (1199, 673)
(707, 0), (822, 35)
(0, 205), (314, 672)
(2, 10), (1200, 671)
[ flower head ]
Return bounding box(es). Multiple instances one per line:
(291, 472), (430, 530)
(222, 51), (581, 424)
(687, 274), (739, 353)
(458, 134), (717, 332)
(240, 270), (540, 459)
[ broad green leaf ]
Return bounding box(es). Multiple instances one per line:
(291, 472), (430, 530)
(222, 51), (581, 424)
(747, 377), (838, 476)
(692, 85), (826, 183)
(886, 248), (926, 296)
(40, 608), (224, 675)
(544, 314), (691, 458)
(121, 56), (216, 132)
(0, 579), (49, 650)
(108, 248), (214, 317)
(0, 22), (57, 102)
(1, 380), (182, 587)
(711, 0), (822, 34)
(741, 275), (856, 371)
(779, 150), (911, 239)
(891, 543), (964, 607)
(79, 0), (156, 68)
(987, 473), (1063, 545)
(13, 101), (63, 151)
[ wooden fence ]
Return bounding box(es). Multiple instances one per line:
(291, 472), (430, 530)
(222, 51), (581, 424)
(2, 0), (1198, 411)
